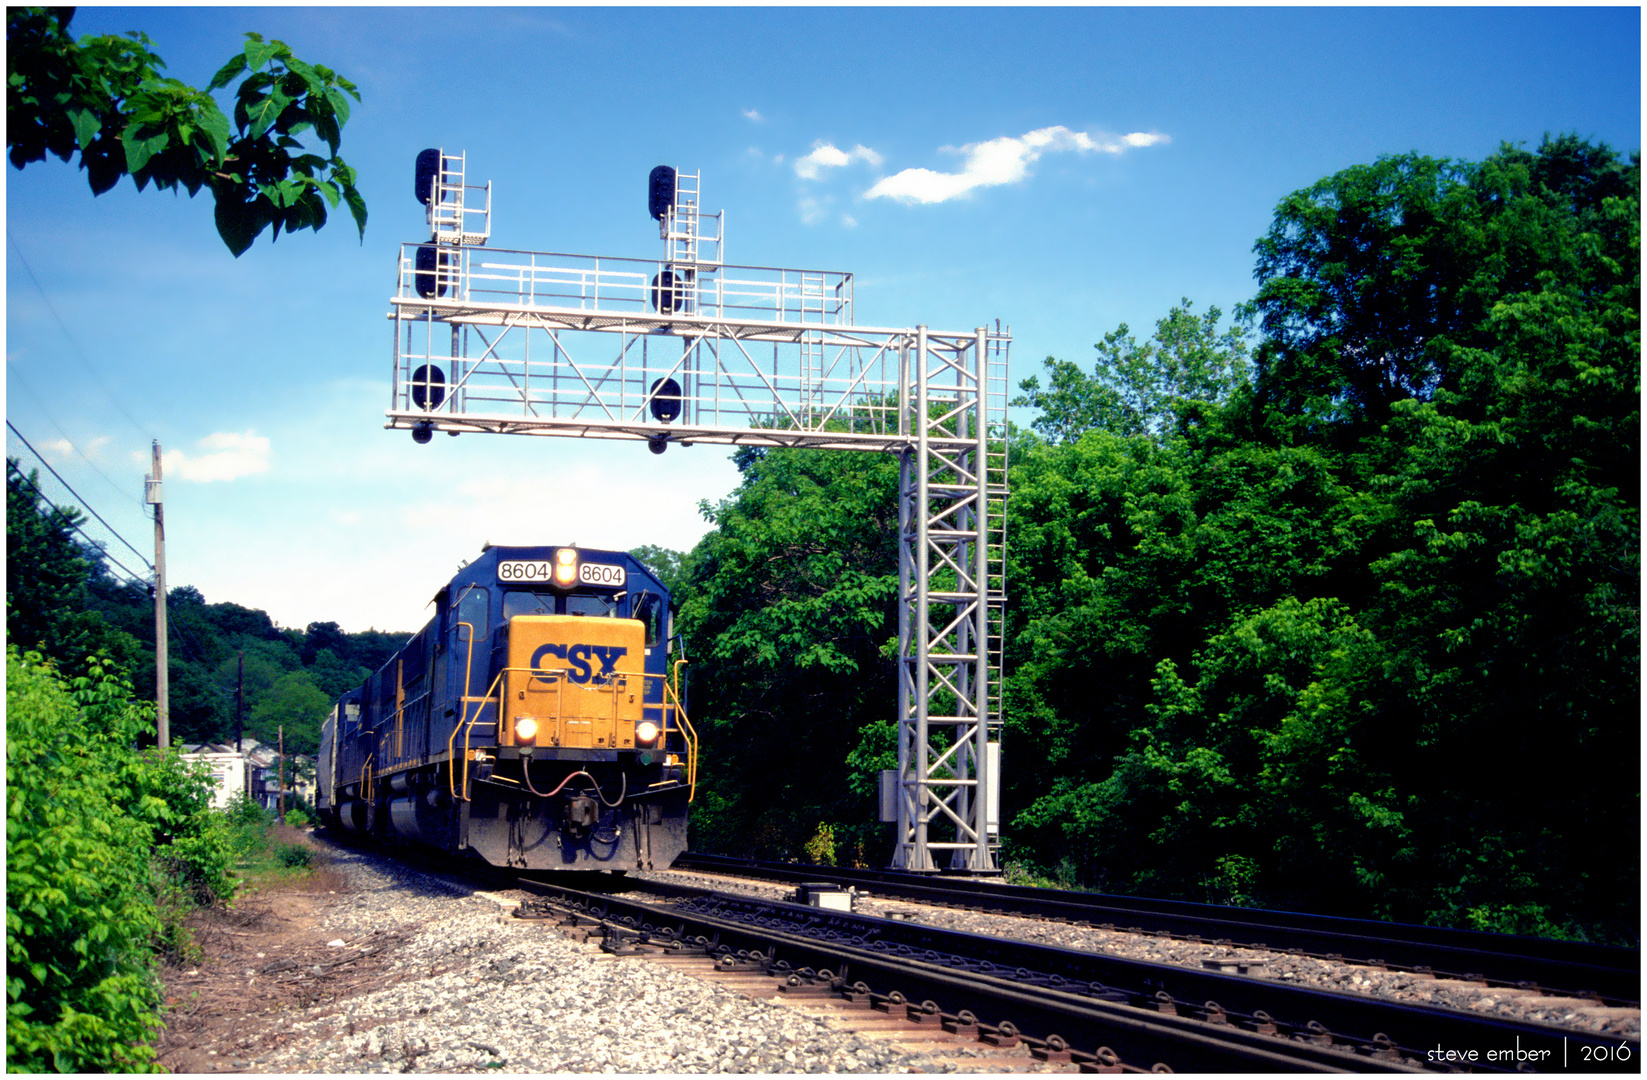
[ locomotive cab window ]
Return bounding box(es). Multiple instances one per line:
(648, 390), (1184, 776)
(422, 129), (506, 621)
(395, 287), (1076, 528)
(634, 591), (665, 647)
(454, 586), (489, 638)
(503, 590), (556, 620)
(567, 593), (620, 618)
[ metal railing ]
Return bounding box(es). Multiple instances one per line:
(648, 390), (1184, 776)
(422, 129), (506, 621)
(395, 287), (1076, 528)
(396, 244), (851, 327)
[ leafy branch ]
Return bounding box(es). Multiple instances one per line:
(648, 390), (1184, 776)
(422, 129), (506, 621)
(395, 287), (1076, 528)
(7, 9), (367, 256)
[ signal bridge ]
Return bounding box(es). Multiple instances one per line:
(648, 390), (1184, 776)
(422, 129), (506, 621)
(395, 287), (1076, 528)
(387, 151), (1009, 872)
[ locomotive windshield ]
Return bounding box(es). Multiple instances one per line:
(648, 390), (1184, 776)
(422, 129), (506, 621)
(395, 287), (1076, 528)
(567, 594), (620, 618)
(502, 590), (555, 619)
(501, 589), (622, 620)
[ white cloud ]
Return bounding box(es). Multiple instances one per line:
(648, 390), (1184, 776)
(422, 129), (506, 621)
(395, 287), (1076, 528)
(38, 434), (113, 464)
(160, 430), (271, 482)
(863, 125), (1169, 205)
(794, 140), (883, 180)
(742, 108), (764, 122)
(797, 195), (829, 225)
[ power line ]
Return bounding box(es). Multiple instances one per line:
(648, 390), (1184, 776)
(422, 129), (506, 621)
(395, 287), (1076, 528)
(6, 463), (153, 587)
(7, 420), (155, 574)
(10, 473), (153, 589)
(5, 366), (145, 510)
(7, 231), (157, 442)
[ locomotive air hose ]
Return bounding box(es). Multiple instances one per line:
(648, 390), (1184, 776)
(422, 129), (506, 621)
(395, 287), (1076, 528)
(520, 767), (627, 807)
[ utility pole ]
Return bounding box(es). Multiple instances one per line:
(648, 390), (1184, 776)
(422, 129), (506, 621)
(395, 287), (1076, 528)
(278, 724), (286, 823)
(238, 650), (247, 797)
(146, 441), (168, 747)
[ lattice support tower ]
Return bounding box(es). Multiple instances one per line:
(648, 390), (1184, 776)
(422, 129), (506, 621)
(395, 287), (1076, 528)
(386, 158), (1008, 871)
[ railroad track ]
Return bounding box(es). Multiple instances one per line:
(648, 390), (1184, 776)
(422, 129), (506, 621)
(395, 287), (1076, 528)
(514, 873), (1639, 1072)
(675, 853), (1640, 1008)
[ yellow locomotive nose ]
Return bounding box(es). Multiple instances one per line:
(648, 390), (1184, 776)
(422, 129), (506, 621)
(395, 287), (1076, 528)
(505, 615), (645, 750)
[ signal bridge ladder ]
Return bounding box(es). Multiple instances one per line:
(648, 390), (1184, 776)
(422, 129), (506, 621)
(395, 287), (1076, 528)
(427, 149), (491, 248)
(983, 326), (1010, 747)
(799, 272), (831, 424)
(662, 168), (722, 272)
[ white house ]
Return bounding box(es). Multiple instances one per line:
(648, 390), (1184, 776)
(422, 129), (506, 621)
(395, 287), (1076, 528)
(180, 739), (305, 812)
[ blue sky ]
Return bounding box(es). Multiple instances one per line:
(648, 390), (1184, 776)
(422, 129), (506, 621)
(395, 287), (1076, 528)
(7, 5), (1640, 634)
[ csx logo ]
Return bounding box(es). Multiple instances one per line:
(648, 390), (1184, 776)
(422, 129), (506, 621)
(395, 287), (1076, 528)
(531, 643), (628, 685)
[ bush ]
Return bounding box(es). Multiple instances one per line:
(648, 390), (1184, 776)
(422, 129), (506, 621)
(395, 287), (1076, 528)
(6, 649), (164, 1072)
(274, 843), (313, 869)
(224, 791), (270, 828)
(154, 820), (236, 906)
(802, 822), (837, 866)
(129, 752), (237, 907)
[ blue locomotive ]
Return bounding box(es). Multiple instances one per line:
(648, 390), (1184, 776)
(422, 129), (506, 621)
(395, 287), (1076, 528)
(316, 544), (696, 870)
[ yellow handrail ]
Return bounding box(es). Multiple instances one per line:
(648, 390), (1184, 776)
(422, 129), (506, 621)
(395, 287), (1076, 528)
(450, 668), (507, 801)
(446, 620), (479, 800)
(662, 666), (699, 801)
(393, 658), (405, 765)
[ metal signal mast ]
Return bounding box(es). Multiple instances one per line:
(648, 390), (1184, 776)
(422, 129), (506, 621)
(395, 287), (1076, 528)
(386, 152), (1009, 871)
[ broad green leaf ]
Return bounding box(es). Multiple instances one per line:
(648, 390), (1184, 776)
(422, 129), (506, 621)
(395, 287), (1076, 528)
(324, 85), (352, 125)
(283, 58), (322, 99)
(214, 190), (259, 256)
(243, 38), (279, 72)
(248, 86), (290, 141)
(121, 126), (169, 176)
(67, 108), (102, 152)
(196, 103), (231, 162)
(343, 181), (368, 240)
(205, 51), (248, 92)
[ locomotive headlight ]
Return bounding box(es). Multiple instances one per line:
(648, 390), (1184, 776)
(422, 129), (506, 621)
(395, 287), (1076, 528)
(554, 547), (577, 586)
(514, 716), (539, 747)
(635, 721), (661, 746)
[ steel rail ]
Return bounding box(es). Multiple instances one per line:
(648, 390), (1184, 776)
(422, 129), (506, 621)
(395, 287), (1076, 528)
(619, 876), (1638, 1074)
(516, 878), (1422, 1073)
(673, 853), (1640, 1006)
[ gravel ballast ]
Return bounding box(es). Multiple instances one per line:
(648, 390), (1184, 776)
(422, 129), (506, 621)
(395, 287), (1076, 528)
(211, 841), (1636, 1072)
(241, 845), (1009, 1073)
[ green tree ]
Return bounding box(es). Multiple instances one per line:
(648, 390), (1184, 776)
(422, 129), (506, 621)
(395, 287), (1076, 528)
(678, 447), (901, 861)
(1241, 133), (1638, 438)
(7, 7), (366, 256)
(248, 670), (329, 756)
(300, 620), (347, 665)
(6, 459), (143, 681)
(305, 647), (368, 702)
(629, 545), (688, 599)
(1007, 136), (1637, 937)
(1012, 299), (1249, 443)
